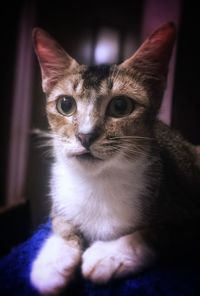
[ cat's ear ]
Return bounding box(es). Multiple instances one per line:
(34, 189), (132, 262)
(32, 28), (79, 93)
(120, 22), (176, 78)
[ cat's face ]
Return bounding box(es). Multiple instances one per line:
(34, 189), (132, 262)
(33, 23), (176, 172)
(46, 64), (150, 171)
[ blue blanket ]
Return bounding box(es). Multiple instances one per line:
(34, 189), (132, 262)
(0, 221), (199, 296)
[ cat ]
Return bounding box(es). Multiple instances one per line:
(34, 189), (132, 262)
(30, 22), (200, 295)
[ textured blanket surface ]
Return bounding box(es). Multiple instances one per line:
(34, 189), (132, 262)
(0, 221), (199, 296)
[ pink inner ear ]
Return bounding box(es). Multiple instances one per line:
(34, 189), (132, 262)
(33, 28), (74, 93)
(136, 24), (176, 61)
(34, 33), (64, 64)
(120, 22), (176, 71)
(147, 24), (176, 58)
(37, 44), (56, 62)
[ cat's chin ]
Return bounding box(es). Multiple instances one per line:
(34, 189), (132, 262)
(64, 149), (121, 175)
(74, 152), (102, 162)
(66, 151), (109, 175)
(73, 153), (104, 171)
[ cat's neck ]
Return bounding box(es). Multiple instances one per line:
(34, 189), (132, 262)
(51, 148), (153, 241)
(53, 145), (151, 184)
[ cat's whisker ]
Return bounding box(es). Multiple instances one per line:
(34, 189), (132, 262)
(31, 128), (55, 139)
(30, 129), (63, 158)
(101, 138), (148, 152)
(101, 142), (147, 158)
(112, 141), (150, 150)
(36, 141), (54, 149)
(100, 140), (146, 152)
(121, 149), (147, 158)
(102, 140), (121, 147)
(41, 149), (54, 159)
(109, 136), (153, 141)
(117, 146), (145, 155)
(111, 143), (148, 158)
(31, 129), (67, 145)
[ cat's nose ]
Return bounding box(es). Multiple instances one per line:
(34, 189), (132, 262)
(77, 132), (99, 150)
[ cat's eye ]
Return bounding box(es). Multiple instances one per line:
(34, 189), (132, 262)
(56, 96), (77, 116)
(107, 96), (135, 118)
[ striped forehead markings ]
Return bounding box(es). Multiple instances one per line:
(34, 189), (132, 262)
(82, 64), (112, 90)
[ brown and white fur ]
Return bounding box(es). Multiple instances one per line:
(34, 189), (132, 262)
(30, 23), (200, 295)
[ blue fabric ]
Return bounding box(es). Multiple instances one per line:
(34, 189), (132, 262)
(0, 221), (199, 296)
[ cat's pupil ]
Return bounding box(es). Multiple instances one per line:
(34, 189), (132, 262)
(61, 97), (73, 112)
(114, 99), (128, 113)
(108, 96), (135, 118)
(57, 96), (76, 116)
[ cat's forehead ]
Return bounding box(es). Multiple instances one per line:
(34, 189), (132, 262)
(81, 64), (112, 90)
(48, 64), (148, 105)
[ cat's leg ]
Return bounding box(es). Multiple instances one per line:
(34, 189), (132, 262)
(30, 217), (82, 295)
(82, 231), (155, 284)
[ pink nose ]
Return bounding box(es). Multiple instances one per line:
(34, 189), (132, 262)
(77, 132), (98, 149)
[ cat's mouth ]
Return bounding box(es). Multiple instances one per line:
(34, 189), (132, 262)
(71, 150), (102, 162)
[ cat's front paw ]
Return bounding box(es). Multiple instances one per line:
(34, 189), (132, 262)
(30, 234), (81, 295)
(82, 234), (154, 284)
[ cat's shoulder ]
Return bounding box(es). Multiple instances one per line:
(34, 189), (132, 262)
(154, 120), (200, 174)
(154, 120), (194, 150)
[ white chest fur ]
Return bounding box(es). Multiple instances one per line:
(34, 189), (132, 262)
(51, 155), (149, 242)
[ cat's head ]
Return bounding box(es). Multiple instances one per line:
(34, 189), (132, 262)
(33, 23), (176, 173)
